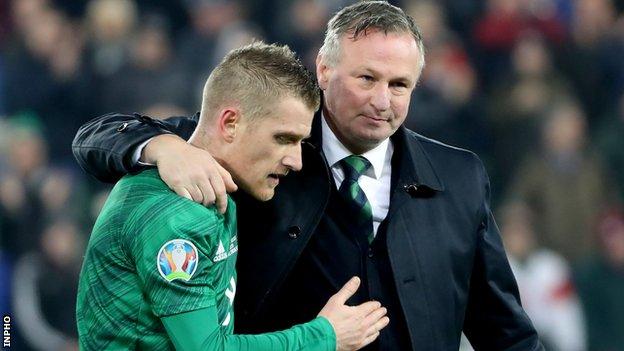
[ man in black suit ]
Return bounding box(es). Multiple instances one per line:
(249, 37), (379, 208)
(73, 2), (543, 350)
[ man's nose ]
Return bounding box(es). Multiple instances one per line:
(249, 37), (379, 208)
(370, 84), (391, 112)
(282, 144), (303, 171)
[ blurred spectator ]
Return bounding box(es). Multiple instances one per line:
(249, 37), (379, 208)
(405, 1), (493, 168)
(487, 32), (573, 189)
(556, 0), (618, 123)
(210, 21), (263, 74)
(595, 93), (624, 201)
(571, 0), (616, 47)
(12, 218), (82, 351)
(275, 0), (328, 69)
(0, 117), (49, 257)
(176, 0), (247, 105)
(0, 54), (5, 116)
(0, 0), (10, 43)
(501, 201), (586, 351)
(472, 0), (567, 87)
(506, 100), (615, 263)
(575, 209), (624, 351)
(98, 14), (191, 114)
(84, 0), (137, 78)
(439, 0), (483, 43)
(0, 116), (90, 258)
(4, 2), (92, 161)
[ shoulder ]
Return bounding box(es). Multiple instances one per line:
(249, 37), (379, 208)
(403, 129), (488, 185)
(408, 129), (483, 166)
(110, 169), (226, 238)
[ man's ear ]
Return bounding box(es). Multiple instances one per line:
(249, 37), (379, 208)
(316, 54), (330, 91)
(218, 107), (240, 142)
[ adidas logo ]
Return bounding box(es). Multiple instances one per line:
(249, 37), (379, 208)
(213, 241), (228, 262)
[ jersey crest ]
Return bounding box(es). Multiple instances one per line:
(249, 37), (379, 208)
(157, 239), (198, 282)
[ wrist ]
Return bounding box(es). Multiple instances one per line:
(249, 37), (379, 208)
(314, 316), (337, 351)
(142, 133), (182, 164)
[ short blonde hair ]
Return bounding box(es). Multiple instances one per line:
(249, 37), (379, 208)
(201, 41), (320, 121)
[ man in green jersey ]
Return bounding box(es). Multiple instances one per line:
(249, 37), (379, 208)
(76, 42), (389, 350)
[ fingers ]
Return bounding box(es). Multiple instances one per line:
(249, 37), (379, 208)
(354, 300), (382, 316)
(358, 331), (380, 349)
(197, 179), (216, 207)
(373, 316), (390, 332)
(332, 276), (360, 305)
(217, 163), (238, 192)
(363, 307), (387, 327)
(364, 313), (389, 336)
(357, 315), (388, 350)
(154, 140), (237, 212)
(174, 187), (193, 202)
(209, 172), (228, 214)
(173, 184), (204, 204)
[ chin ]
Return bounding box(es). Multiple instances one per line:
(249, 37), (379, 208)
(252, 189), (275, 202)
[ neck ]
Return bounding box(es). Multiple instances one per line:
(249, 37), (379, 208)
(188, 129), (227, 165)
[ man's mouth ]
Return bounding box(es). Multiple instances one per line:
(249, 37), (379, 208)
(268, 173), (287, 181)
(362, 114), (388, 121)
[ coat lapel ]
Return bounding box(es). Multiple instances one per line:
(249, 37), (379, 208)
(384, 126), (446, 349)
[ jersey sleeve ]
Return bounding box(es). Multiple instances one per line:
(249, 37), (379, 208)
(162, 306), (336, 351)
(126, 193), (224, 317)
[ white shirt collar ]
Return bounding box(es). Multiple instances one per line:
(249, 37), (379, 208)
(321, 113), (390, 179)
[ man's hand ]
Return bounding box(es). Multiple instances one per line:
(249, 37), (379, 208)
(142, 134), (238, 213)
(318, 277), (390, 351)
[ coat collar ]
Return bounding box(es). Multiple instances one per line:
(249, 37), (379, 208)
(391, 126), (445, 193)
(308, 108), (445, 193)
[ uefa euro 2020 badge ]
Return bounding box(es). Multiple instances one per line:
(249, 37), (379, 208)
(158, 239), (198, 282)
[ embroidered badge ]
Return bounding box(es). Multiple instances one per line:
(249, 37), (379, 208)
(157, 239), (198, 282)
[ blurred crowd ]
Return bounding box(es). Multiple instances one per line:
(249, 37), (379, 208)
(0, 0), (623, 350)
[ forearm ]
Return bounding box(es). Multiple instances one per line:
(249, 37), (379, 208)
(162, 307), (335, 351)
(72, 112), (197, 183)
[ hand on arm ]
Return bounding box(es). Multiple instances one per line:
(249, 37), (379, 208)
(142, 134), (238, 213)
(318, 277), (390, 351)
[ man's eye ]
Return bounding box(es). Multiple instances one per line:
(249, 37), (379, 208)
(360, 75), (374, 82)
(276, 136), (295, 145)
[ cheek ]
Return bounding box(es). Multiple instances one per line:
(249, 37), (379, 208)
(332, 79), (366, 112)
(391, 97), (410, 121)
(345, 84), (370, 107)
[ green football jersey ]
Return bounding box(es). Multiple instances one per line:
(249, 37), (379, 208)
(77, 169), (239, 349)
(77, 169), (335, 351)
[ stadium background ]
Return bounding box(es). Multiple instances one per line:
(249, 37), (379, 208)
(0, 0), (623, 349)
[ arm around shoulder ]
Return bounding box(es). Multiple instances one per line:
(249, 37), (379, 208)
(72, 112), (198, 183)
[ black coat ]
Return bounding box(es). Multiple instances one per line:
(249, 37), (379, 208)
(73, 112), (543, 350)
